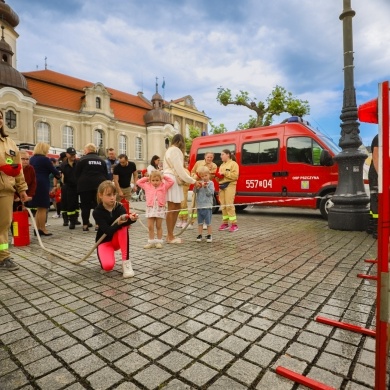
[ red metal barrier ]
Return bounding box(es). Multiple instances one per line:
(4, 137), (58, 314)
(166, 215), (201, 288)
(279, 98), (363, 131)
(275, 367), (336, 390)
(374, 80), (390, 390)
(277, 81), (390, 389)
(357, 274), (378, 281)
(316, 316), (376, 337)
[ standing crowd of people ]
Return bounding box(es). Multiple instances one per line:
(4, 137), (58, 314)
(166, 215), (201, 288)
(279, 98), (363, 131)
(1, 116), (241, 277)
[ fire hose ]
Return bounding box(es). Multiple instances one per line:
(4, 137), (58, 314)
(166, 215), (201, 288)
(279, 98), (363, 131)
(26, 207), (136, 264)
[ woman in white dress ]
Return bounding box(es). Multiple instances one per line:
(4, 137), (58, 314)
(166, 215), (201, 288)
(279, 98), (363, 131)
(163, 134), (200, 243)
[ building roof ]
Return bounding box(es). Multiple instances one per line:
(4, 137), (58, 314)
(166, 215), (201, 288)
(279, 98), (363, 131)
(22, 69), (152, 126)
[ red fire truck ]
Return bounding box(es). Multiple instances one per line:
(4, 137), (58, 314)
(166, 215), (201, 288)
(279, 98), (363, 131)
(189, 117), (351, 219)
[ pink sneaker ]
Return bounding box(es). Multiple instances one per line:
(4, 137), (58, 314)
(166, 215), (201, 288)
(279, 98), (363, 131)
(229, 224), (239, 232)
(218, 223), (229, 231)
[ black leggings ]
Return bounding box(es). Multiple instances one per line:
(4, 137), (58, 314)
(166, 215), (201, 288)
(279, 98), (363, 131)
(79, 190), (98, 225)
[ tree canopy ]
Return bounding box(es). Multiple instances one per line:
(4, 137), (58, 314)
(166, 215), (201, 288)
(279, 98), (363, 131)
(209, 121), (227, 135)
(216, 85), (310, 129)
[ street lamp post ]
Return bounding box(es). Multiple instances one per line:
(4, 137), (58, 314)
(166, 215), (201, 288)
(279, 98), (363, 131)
(328, 0), (369, 231)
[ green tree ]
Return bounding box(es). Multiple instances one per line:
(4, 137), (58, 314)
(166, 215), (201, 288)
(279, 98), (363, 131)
(209, 121), (227, 134)
(184, 125), (201, 154)
(183, 123), (227, 154)
(217, 85), (310, 129)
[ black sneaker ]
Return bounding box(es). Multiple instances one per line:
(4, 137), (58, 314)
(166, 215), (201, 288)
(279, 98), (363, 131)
(82, 227), (89, 233)
(206, 235), (212, 243)
(196, 235), (202, 242)
(0, 258), (19, 271)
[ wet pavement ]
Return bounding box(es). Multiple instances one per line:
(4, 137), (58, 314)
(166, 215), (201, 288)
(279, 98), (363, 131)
(0, 204), (381, 389)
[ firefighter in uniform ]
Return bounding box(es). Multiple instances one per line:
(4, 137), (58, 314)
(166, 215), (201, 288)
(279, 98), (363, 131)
(0, 112), (28, 271)
(367, 134), (378, 239)
(215, 149), (239, 232)
(60, 147), (79, 229)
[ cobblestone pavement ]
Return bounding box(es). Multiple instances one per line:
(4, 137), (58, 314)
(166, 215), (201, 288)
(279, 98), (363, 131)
(0, 205), (381, 389)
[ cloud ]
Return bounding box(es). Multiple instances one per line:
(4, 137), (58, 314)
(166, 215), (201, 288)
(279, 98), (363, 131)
(10, 0), (390, 144)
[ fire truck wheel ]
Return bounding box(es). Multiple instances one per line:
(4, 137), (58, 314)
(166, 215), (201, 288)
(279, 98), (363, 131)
(320, 193), (334, 220)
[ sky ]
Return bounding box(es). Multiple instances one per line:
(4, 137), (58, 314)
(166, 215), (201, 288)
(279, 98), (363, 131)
(9, 0), (390, 147)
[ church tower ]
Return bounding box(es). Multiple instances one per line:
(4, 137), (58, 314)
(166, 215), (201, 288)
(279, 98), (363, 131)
(0, 0), (35, 144)
(144, 82), (175, 162)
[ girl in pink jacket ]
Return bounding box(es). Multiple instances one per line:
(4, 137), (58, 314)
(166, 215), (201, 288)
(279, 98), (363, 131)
(137, 171), (174, 249)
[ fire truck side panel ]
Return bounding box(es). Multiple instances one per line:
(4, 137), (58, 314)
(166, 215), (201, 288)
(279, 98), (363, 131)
(189, 121), (339, 215)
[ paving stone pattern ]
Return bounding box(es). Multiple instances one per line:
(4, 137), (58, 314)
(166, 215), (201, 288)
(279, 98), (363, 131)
(0, 206), (381, 389)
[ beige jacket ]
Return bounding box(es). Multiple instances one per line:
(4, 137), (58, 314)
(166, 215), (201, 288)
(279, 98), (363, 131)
(218, 159), (239, 185)
(0, 135), (27, 196)
(163, 146), (196, 185)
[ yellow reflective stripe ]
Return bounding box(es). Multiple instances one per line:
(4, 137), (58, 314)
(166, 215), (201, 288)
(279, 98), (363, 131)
(228, 217), (237, 221)
(0, 243), (9, 251)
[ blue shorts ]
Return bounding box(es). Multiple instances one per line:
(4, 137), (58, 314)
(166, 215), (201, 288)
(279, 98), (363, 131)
(197, 208), (212, 226)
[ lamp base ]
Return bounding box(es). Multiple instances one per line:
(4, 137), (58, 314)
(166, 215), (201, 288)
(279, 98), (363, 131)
(328, 206), (369, 231)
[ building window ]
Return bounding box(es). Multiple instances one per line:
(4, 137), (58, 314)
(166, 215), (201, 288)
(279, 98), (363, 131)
(94, 129), (104, 154)
(5, 110), (16, 129)
(135, 137), (142, 160)
(37, 122), (50, 144)
(62, 126), (74, 149)
(96, 97), (101, 109)
(119, 134), (127, 155)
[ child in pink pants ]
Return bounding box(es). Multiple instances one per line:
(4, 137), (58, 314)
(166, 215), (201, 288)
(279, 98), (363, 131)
(93, 181), (138, 278)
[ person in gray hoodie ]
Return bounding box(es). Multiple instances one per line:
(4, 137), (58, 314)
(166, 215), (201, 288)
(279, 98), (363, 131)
(193, 166), (215, 243)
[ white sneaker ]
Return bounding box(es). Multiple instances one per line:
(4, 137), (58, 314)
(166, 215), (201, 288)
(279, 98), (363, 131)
(45, 222), (50, 226)
(176, 221), (183, 228)
(122, 260), (134, 278)
(186, 223), (194, 230)
(155, 242), (163, 249)
(203, 223), (207, 230)
(144, 242), (155, 249)
(52, 214), (60, 219)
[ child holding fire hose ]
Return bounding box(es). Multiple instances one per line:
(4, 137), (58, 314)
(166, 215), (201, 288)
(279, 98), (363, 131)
(92, 180), (138, 278)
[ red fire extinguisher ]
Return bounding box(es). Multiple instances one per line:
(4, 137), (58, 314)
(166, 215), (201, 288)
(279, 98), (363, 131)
(12, 206), (30, 247)
(120, 198), (131, 229)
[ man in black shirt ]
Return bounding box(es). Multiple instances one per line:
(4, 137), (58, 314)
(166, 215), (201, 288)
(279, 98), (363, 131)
(113, 154), (137, 202)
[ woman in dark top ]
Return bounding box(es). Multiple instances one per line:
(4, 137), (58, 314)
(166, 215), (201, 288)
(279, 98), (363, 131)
(29, 142), (61, 236)
(147, 155), (161, 175)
